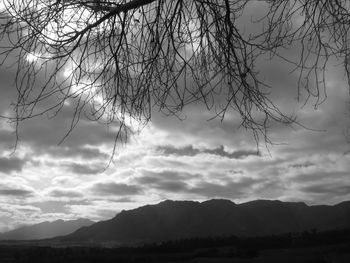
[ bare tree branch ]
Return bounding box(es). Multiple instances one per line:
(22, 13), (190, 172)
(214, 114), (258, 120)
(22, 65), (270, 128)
(0, 0), (349, 153)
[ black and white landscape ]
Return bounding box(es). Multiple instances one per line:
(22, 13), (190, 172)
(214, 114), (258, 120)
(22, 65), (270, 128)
(1, 0), (350, 262)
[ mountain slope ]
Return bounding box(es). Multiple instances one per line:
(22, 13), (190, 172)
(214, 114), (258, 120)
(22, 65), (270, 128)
(0, 218), (95, 240)
(62, 199), (350, 244)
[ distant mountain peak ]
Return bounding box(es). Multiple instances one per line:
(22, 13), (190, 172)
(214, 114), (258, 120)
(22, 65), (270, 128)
(0, 218), (95, 241)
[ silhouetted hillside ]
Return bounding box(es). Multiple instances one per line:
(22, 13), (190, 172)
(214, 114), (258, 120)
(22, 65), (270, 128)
(62, 199), (350, 244)
(0, 218), (94, 240)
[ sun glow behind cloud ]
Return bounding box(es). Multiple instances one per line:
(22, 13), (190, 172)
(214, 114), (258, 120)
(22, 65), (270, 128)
(25, 53), (41, 63)
(60, 59), (143, 134)
(0, 2), (5, 11)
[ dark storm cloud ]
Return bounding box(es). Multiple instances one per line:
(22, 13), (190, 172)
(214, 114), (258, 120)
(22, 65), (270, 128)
(135, 169), (264, 197)
(0, 156), (26, 173)
(90, 182), (141, 196)
(289, 161), (314, 169)
(46, 146), (109, 160)
(0, 188), (32, 197)
(292, 171), (349, 183)
(157, 145), (259, 159)
(157, 145), (200, 156)
(49, 189), (83, 198)
(301, 184), (350, 196)
(204, 146), (259, 159)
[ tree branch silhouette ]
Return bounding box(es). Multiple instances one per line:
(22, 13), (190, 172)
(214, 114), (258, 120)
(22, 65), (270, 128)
(0, 0), (349, 152)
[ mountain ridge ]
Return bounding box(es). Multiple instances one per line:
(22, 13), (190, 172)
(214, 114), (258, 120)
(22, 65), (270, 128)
(61, 199), (350, 244)
(0, 218), (95, 240)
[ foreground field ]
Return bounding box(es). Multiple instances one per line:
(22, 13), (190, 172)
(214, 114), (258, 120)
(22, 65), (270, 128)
(0, 229), (349, 263)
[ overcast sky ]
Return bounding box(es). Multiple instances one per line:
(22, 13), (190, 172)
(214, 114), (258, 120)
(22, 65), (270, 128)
(1, 2), (350, 232)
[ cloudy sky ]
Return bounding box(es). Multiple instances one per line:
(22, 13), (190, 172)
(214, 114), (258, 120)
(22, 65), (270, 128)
(1, 1), (350, 232)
